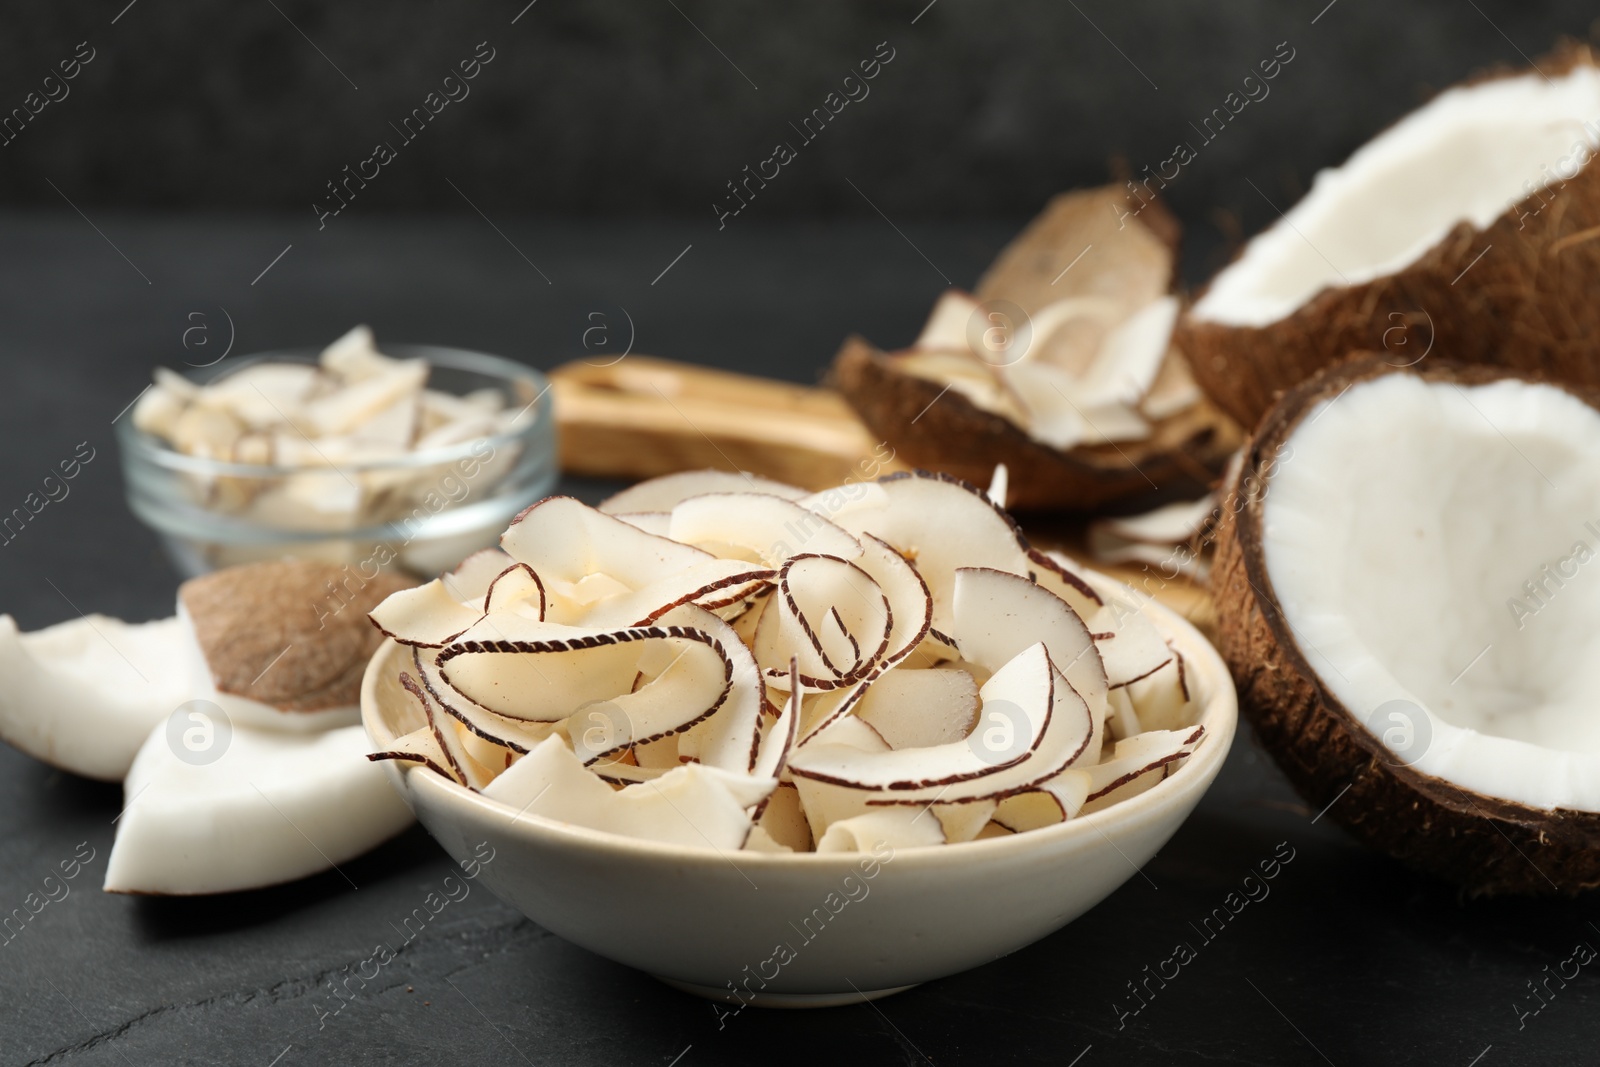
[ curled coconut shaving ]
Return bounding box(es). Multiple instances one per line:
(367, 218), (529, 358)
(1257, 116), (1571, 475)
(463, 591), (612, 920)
(369, 469), (1205, 851)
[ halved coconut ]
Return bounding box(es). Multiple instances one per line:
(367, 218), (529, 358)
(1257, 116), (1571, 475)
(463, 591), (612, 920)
(105, 722), (413, 894)
(832, 185), (1242, 510)
(1183, 43), (1600, 428)
(0, 559), (411, 780)
(1213, 355), (1600, 893)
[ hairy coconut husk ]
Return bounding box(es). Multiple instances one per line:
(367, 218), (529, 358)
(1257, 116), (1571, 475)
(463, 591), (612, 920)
(1213, 354), (1600, 895)
(181, 560), (415, 712)
(1183, 43), (1600, 430)
(832, 335), (1241, 513)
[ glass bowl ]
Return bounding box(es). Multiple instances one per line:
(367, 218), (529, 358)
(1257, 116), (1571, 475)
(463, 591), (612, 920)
(116, 344), (557, 578)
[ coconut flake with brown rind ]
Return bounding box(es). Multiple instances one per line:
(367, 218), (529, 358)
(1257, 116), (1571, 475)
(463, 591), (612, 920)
(481, 735), (773, 850)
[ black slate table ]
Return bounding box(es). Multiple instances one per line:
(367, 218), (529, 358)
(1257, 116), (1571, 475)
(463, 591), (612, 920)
(0, 213), (1591, 1066)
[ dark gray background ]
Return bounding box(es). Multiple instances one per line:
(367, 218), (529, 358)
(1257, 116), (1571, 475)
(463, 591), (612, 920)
(3, 3), (1600, 1065)
(4, 0), (1598, 241)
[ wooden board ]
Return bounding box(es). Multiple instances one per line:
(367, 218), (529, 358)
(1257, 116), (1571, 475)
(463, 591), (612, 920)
(550, 356), (904, 491)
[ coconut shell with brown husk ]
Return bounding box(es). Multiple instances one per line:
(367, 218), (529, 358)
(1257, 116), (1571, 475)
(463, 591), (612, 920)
(1213, 353), (1600, 895)
(830, 184), (1243, 513)
(833, 336), (1238, 511)
(1182, 42), (1600, 430)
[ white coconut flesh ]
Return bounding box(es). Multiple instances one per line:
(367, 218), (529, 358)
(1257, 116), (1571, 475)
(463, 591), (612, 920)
(441, 548), (519, 602)
(0, 560), (436, 893)
(105, 723), (412, 894)
(891, 282), (1191, 450)
(1261, 374), (1600, 812)
(597, 469), (807, 513)
(371, 468), (1206, 851)
(0, 599), (379, 782)
(1088, 493), (1217, 579)
(0, 614), (190, 781)
(1193, 64), (1600, 328)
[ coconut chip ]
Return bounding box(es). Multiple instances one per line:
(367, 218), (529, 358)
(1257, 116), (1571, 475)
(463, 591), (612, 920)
(1087, 492), (1218, 581)
(130, 326), (528, 532)
(865, 191), (1195, 453)
(369, 468), (1205, 850)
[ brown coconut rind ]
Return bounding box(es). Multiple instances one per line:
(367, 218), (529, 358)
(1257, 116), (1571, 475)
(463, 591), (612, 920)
(1212, 354), (1600, 895)
(180, 560), (415, 713)
(1182, 42), (1600, 430)
(831, 335), (1243, 513)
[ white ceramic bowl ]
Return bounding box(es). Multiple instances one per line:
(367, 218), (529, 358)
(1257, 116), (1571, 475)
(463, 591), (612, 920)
(360, 597), (1236, 1007)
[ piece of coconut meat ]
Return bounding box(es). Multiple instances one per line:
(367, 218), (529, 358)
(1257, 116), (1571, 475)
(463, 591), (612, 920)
(104, 723), (413, 894)
(1261, 372), (1600, 812)
(0, 615), (191, 781)
(1192, 65), (1600, 329)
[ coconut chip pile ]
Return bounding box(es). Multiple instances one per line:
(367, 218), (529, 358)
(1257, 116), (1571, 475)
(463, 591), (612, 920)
(130, 325), (524, 528)
(369, 468), (1205, 853)
(899, 288), (1196, 453)
(830, 185), (1241, 513)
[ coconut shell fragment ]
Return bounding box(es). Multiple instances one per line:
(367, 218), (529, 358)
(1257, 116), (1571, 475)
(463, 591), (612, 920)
(834, 335), (1240, 511)
(180, 560), (414, 713)
(829, 184), (1243, 512)
(1212, 355), (1600, 895)
(1182, 43), (1600, 429)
